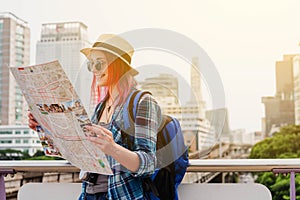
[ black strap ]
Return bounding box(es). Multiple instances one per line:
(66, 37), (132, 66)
(143, 177), (160, 197)
(95, 95), (109, 123)
(128, 90), (140, 125)
(86, 96), (110, 185)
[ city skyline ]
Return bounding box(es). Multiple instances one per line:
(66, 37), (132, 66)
(2, 0), (300, 132)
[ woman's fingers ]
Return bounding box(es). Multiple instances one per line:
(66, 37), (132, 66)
(85, 124), (112, 138)
(87, 135), (104, 145)
(84, 124), (116, 156)
(27, 112), (39, 130)
(86, 131), (114, 155)
(92, 124), (112, 136)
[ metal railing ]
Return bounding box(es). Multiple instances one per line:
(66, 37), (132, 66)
(1, 159), (300, 200)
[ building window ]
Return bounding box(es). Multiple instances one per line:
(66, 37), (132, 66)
(0, 131), (12, 134)
(15, 131), (21, 134)
(23, 139), (29, 144)
(15, 139), (21, 144)
(16, 25), (24, 35)
(0, 140), (12, 143)
(23, 130), (29, 134)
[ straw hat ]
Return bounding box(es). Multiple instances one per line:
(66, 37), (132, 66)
(80, 34), (138, 76)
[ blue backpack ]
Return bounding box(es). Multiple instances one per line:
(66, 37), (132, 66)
(122, 90), (189, 200)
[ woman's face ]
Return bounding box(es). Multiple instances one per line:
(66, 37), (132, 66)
(88, 50), (109, 86)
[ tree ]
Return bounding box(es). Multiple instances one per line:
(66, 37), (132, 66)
(250, 125), (300, 200)
(26, 150), (64, 160)
(32, 150), (45, 157)
(0, 149), (30, 160)
(0, 149), (64, 160)
(250, 125), (300, 159)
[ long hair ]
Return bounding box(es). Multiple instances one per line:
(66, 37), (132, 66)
(90, 51), (137, 108)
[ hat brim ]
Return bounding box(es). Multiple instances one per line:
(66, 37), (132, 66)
(80, 47), (139, 76)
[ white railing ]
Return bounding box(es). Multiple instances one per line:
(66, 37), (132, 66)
(1, 159), (300, 199)
(2, 159), (300, 172)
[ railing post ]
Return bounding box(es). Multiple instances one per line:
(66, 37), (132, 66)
(290, 171), (296, 200)
(0, 174), (5, 200)
(0, 169), (15, 200)
(272, 168), (300, 200)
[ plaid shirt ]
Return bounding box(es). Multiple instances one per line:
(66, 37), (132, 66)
(91, 90), (161, 200)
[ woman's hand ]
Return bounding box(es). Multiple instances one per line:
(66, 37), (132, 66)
(28, 111), (39, 131)
(85, 124), (140, 172)
(85, 124), (118, 157)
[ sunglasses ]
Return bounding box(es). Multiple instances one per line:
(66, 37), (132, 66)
(87, 60), (105, 72)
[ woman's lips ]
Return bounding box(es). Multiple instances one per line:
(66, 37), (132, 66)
(95, 73), (106, 78)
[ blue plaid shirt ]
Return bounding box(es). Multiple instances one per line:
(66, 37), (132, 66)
(91, 90), (161, 200)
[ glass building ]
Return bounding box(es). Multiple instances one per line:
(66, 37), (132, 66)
(0, 12), (30, 125)
(36, 22), (91, 108)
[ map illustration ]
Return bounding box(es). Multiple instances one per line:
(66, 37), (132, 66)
(10, 60), (112, 175)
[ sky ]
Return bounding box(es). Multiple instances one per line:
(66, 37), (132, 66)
(1, 0), (300, 133)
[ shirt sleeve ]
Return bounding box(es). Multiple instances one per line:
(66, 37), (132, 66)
(131, 93), (161, 177)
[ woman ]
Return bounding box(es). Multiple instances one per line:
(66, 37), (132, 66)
(28, 34), (161, 200)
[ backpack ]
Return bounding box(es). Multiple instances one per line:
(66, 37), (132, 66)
(122, 90), (189, 200)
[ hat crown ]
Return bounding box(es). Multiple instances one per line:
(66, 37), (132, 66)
(94, 34), (134, 57)
(80, 33), (139, 76)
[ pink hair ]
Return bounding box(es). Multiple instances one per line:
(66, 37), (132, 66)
(90, 52), (136, 108)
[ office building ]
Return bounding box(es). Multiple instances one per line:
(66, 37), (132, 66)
(139, 73), (179, 108)
(261, 96), (294, 136)
(262, 55), (295, 135)
(206, 108), (231, 141)
(189, 57), (206, 118)
(0, 12), (30, 125)
(140, 72), (214, 152)
(276, 55), (294, 98)
(36, 22), (90, 105)
(293, 55), (300, 124)
(164, 105), (215, 152)
(230, 129), (255, 145)
(0, 125), (42, 156)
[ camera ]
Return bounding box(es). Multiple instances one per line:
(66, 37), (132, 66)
(79, 170), (98, 184)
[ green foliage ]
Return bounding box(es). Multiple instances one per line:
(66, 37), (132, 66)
(32, 150), (46, 157)
(250, 125), (300, 200)
(250, 124), (300, 159)
(0, 149), (64, 160)
(26, 156), (63, 160)
(256, 172), (276, 187)
(0, 149), (30, 160)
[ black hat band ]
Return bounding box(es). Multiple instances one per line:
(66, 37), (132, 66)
(93, 42), (132, 64)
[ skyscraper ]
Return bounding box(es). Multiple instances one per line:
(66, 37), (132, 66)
(190, 57), (202, 103)
(0, 12), (30, 125)
(188, 57), (206, 118)
(262, 54), (295, 136)
(36, 22), (90, 106)
(293, 54), (300, 124)
(276, 55), (294, 98)
(206, 108), (230, 137)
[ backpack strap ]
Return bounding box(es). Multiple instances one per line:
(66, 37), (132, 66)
(123, 90), (139, 131)
(122, 90), (151, 149)
(122, 90), (160, 198)
(123, 90), (151, 131)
